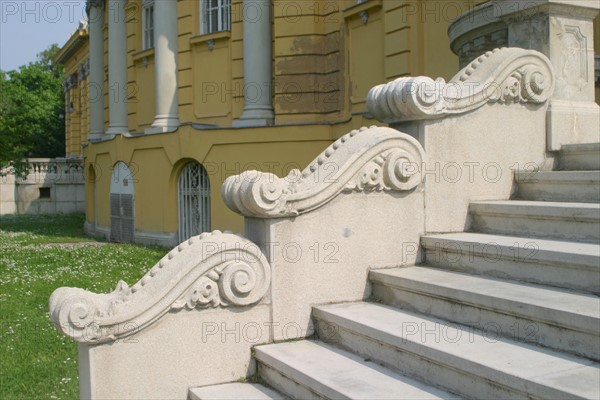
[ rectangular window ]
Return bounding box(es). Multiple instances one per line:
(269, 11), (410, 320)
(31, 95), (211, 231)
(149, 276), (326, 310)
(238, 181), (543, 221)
(202, 0), (231, 34)
(142, 0), (154, 50)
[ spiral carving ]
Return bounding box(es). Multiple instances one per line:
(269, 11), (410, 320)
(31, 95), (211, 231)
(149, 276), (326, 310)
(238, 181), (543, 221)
(220, 261), (267, 306)
(49, 231), (271, 343)
(522, 66), (552, 102)
(367, 47), (555, 122)
(55, 292), (98, 341)
(222, 126), (426, 218)
(384, 149), (422, 191)
(246, 174), (287, 214)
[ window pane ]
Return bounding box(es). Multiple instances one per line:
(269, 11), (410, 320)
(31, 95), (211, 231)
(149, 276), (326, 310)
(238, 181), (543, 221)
(143, 2), (154, 49)
(202, 0), (231, 34)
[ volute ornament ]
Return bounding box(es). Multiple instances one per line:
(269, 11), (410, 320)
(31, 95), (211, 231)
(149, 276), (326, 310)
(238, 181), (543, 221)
(49, 231), (271, 343)
(367, 47), (555, 122)
(222, 126), (425, 218)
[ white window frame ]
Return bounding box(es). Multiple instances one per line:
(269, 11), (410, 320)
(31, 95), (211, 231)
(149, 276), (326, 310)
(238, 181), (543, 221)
(142, 0), (155, 50)
(201, 0), (231, 35)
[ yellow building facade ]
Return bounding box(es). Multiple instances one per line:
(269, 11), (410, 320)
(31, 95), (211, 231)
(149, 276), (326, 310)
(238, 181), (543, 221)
(57, 0), (498, 247)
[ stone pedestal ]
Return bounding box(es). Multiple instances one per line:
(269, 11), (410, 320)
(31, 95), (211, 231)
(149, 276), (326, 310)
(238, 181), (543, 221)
(449, 0), (599, 150)
(504, 1), (599, 150)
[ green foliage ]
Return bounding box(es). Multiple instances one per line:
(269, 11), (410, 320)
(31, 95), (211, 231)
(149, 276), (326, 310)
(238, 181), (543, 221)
(0, 214), (166, 399)
(0, 44), (65, 173)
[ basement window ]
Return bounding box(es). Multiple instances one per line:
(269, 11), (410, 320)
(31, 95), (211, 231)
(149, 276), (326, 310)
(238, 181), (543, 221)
(39, 187), (51, 199)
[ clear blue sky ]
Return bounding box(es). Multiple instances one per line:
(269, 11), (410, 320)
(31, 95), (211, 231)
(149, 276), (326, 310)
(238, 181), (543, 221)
(0, 0), (87, 71)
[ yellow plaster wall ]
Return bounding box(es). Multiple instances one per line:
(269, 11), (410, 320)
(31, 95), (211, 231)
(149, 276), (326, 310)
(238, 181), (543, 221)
(273, 1), (346, 124)
(62, 38), (91, 157)
(347, 2), (384, 113)
(91, 152), (114, 227)
(190, 35), (233, 125)
(72, 0), (472, 136)
(70, 0), (496, 243)
(85, 125), (333, 235)
(85, 164), (97, 223)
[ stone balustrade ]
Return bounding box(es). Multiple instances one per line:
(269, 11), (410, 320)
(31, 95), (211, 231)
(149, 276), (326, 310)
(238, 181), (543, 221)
(1, 158), (84, 215)
(48, 46), (564, 400)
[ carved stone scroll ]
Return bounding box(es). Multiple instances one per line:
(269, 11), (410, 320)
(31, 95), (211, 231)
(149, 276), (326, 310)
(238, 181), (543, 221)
(49, 231), (271, 343)
(222, 126), (425, 218)
(367, 47), (555, 123)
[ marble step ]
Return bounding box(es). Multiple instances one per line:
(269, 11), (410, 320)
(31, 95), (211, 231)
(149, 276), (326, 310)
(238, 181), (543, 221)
(560, 143), (600, 171)
(515, 170), (600, 203)
(421, 232), (600, 294)
(313, 302), (600, 400)
(189, 383), (286, 400)
(255, 340), (458, 400)
(469, 200), (600, 242)
(370, 266), (600, 360)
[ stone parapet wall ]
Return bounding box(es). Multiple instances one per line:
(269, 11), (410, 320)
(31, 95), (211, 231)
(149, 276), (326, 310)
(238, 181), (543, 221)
(0, 158), (85, 215)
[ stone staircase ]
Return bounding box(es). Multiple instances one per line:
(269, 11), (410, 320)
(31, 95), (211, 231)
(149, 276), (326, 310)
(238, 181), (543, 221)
(190, 143), (600, 399)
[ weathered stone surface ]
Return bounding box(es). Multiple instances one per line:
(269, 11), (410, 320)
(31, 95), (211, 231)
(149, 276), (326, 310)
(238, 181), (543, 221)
(79, 306), (271, 400)
(49, 231), (272, 344)
(223, 125), (425, 218)
(446, 0), (600, 150)
(367, 47), (554, 122)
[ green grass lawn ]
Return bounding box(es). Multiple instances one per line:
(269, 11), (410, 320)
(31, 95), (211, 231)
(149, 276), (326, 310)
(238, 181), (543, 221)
(0, 214), (166, 399)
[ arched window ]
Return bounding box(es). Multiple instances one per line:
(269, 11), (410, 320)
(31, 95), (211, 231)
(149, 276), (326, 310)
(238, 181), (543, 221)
(178, 162), (210, 242)
(110, 162), (135, 243)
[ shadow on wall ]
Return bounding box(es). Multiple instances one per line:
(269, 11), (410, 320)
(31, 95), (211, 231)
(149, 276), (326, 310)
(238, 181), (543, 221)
(0, 159), (85, 216)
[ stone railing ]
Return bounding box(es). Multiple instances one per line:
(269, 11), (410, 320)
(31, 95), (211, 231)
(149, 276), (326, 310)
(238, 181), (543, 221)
(222, 125), (425, 217)
(48, 126), (427, 399)
(367, 47), (555, 233)
(48, 39), (587, 400)
(49, 231), (273, 399)
(13, 158), (84, 183)
(367, 47), (554, 122)
(1, 158), (85, 215)
(223, 125), (426, 342)
(50, 231), (271, 344)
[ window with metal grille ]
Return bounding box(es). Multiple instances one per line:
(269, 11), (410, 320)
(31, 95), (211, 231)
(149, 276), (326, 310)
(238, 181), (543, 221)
(178, 162), (211, 243)
(201, 0), (231, 34)
(142, 0), (154, 50)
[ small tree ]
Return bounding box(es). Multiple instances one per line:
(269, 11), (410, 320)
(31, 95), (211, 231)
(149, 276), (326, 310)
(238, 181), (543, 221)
(0, 44), (65, 176)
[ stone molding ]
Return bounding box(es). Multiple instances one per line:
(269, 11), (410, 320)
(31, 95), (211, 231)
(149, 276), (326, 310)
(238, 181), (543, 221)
(49, 231), (271, 344)
(367, 47), (555, 123)
(222, 126), (425, 218)
(63, 74), (78, 92)
(85, 0), (103, 16)
(77, 59), (90, 82)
